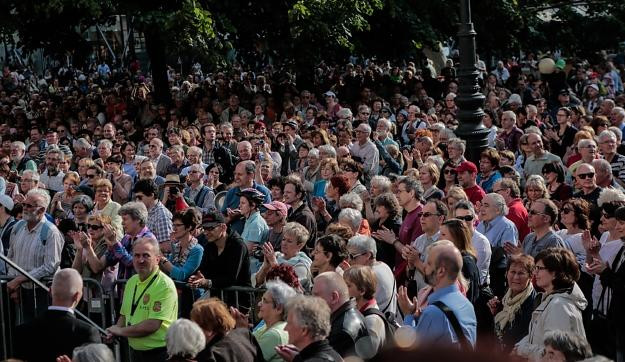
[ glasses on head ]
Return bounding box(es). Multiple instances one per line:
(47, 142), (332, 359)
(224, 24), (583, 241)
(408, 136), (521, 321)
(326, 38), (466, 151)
(418, 212), (440, 218)
(87, 224), (103, 230)
(576, 172), (594, 180)
(456, 215), (474, 222)
(348, 252), (367, 260)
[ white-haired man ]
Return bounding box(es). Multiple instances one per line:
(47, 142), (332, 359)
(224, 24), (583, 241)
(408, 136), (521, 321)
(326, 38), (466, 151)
(349, 123), (379, 185)
(7, 189), (65, 321)
(597, 130), (625, 186)
(347, 235), (398, 318)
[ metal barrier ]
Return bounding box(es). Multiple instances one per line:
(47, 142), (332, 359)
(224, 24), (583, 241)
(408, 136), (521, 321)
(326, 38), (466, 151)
(0, 266), (266, 361)
(0, 275), (110, 360)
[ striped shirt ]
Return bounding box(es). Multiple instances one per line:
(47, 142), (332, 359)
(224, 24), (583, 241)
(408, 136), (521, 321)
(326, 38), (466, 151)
(7, 218), (64, 280)
(147, 201), (173, 244)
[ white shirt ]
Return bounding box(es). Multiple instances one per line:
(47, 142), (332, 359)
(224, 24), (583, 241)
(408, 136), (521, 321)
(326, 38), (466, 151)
(372, 261), (397, 317)
(472, 231), (492, 285)
(40, 169), (65, 193)
(591, 232), (624, 313)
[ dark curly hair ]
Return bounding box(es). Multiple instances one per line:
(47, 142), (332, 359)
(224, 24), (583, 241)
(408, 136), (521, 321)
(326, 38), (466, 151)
(535, 248), (580, 290)
(315, 235), (348, 268)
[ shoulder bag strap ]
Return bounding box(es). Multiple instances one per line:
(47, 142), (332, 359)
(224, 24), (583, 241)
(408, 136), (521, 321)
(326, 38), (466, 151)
(432, 301), (471, 351)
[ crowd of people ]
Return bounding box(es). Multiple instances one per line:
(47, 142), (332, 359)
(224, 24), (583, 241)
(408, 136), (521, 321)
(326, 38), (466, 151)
(1, 51), (624, 362)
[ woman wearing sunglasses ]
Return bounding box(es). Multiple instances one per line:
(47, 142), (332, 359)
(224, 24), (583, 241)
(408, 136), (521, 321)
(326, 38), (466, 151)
(452, 200), (492, 288)
(70, 214), (116, 283)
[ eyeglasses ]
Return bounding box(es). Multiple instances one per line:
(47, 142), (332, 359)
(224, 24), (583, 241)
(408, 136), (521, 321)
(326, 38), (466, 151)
(173, 223), (185, 228)
(348, 252), (367, 260)
(576, 172), (595, 180)
(456, 215), (474, 222)
(561, 207), (573, 214)
(418, 212), (440, 218)
(528, 209), (546, 216)
(203, 225), (218, 232)
(535, 265), (549, 272)
(602, 212), (615, 219)
(22, 203), (40, 209)
(87, 224), (103, 230)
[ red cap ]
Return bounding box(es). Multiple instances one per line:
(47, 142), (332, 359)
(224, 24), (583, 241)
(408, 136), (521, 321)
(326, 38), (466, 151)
(455, 161), (478, 174)
(263, 201), (289, 216)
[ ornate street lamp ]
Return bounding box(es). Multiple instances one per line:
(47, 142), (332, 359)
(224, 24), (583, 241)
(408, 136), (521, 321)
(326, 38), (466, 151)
(454, 0), (489, 163)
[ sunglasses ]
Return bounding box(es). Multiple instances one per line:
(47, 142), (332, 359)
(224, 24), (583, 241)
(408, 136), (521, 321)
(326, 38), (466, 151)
(418, 212), (440, 218)
(348, 252), (367, 260)
(87, 224), (103, 230)
(444, 169), (457, 175)
(561, 207), (573, 214)
(529, 209), (546, 216)
(86, 174), (97, 179)
(456, 215), (474, 222)
(576, 172), (594, 180)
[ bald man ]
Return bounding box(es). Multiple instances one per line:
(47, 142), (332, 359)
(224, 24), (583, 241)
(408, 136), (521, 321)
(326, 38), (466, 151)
(403, 240), (477, 349)
(312, 272), (368, 358)
(13, 269), (101, 361)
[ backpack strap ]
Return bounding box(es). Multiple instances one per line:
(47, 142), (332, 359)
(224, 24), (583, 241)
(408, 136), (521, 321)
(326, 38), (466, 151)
(11, 219), (51, 246)
(194, 186), (210, 207)
(432, 301), (472, 351)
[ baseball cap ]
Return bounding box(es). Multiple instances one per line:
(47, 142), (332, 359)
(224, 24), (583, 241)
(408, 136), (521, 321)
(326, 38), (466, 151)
(0, 195), (13, 211)
(558, 88), (570, 96)
(202, 210), (226, 228)
(455, 161), (478, 174)
(285, 121), (298, 130)
(263, 201), (289, 216)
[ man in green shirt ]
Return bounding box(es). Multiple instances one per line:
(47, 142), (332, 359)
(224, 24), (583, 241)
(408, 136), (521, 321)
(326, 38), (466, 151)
(105, 237), (178, 362)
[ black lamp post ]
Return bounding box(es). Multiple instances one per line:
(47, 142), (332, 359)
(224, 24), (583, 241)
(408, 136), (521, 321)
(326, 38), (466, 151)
(454, 0), (489, 163)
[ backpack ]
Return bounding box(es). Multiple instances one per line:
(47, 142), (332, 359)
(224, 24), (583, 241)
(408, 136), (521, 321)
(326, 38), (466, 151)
(11, 219), (52, 245)
(362, 307), (399, 349)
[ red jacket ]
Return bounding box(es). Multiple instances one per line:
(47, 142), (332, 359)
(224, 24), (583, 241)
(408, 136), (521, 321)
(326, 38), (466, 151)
(507, 198), (530, 242)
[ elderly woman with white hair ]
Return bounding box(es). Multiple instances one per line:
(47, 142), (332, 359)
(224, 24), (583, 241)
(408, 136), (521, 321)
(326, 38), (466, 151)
(255, 222), (313, 290)
(338, 208), (365, 236)
(232, 280), (297, 362)
(362, 175), (392, 223)
(165, 318), (206, 361)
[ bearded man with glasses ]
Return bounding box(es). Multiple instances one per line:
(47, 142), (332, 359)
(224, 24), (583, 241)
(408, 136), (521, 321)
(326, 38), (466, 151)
(7, 189), (65, 322)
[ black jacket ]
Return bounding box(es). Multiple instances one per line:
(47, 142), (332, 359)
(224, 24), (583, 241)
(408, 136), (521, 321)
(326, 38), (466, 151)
(328, 299), (368, 358)
(13, 309), (101, 361)
(287, 202), (317, 248)
(196, 328), (263, 362)
(500, 288), (537, 353)
(212, 144), (236, 184)
(600, 245), (625, 338)
(294, 340), (343, 362)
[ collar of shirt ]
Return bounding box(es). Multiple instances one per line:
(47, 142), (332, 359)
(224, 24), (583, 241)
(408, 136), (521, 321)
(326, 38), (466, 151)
(427, 283), (460, 303)
(48, 306), (74, 314)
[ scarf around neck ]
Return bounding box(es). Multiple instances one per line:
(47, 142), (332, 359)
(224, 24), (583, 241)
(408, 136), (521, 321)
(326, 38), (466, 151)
(494, 283), (534, 339)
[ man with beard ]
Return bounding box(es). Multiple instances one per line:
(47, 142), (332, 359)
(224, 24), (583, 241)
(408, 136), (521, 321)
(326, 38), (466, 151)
(9, 141), (36, 174)
(401, 240), (477, 349)
(39, 147), (65, 195)
(6, 189), (65, 323)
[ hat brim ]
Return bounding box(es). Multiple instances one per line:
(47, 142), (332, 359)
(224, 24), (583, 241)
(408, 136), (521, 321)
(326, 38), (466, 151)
(202, 221), (223, 228)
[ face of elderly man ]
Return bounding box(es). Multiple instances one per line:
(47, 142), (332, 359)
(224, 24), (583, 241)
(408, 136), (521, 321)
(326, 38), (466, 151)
(237, 142), (252, 161)
(479, 194), (502, 222)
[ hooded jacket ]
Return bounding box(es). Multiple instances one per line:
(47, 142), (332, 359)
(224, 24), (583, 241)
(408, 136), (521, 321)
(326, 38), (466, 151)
(515, 283), (587, 361)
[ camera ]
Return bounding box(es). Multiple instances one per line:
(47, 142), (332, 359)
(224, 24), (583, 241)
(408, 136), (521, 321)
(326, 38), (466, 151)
(252, 247), (264, 261)
(169, 187), (179, 196)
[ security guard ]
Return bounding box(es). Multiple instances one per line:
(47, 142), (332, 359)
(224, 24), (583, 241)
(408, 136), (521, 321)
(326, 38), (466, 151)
(105, 237), (178, 362)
